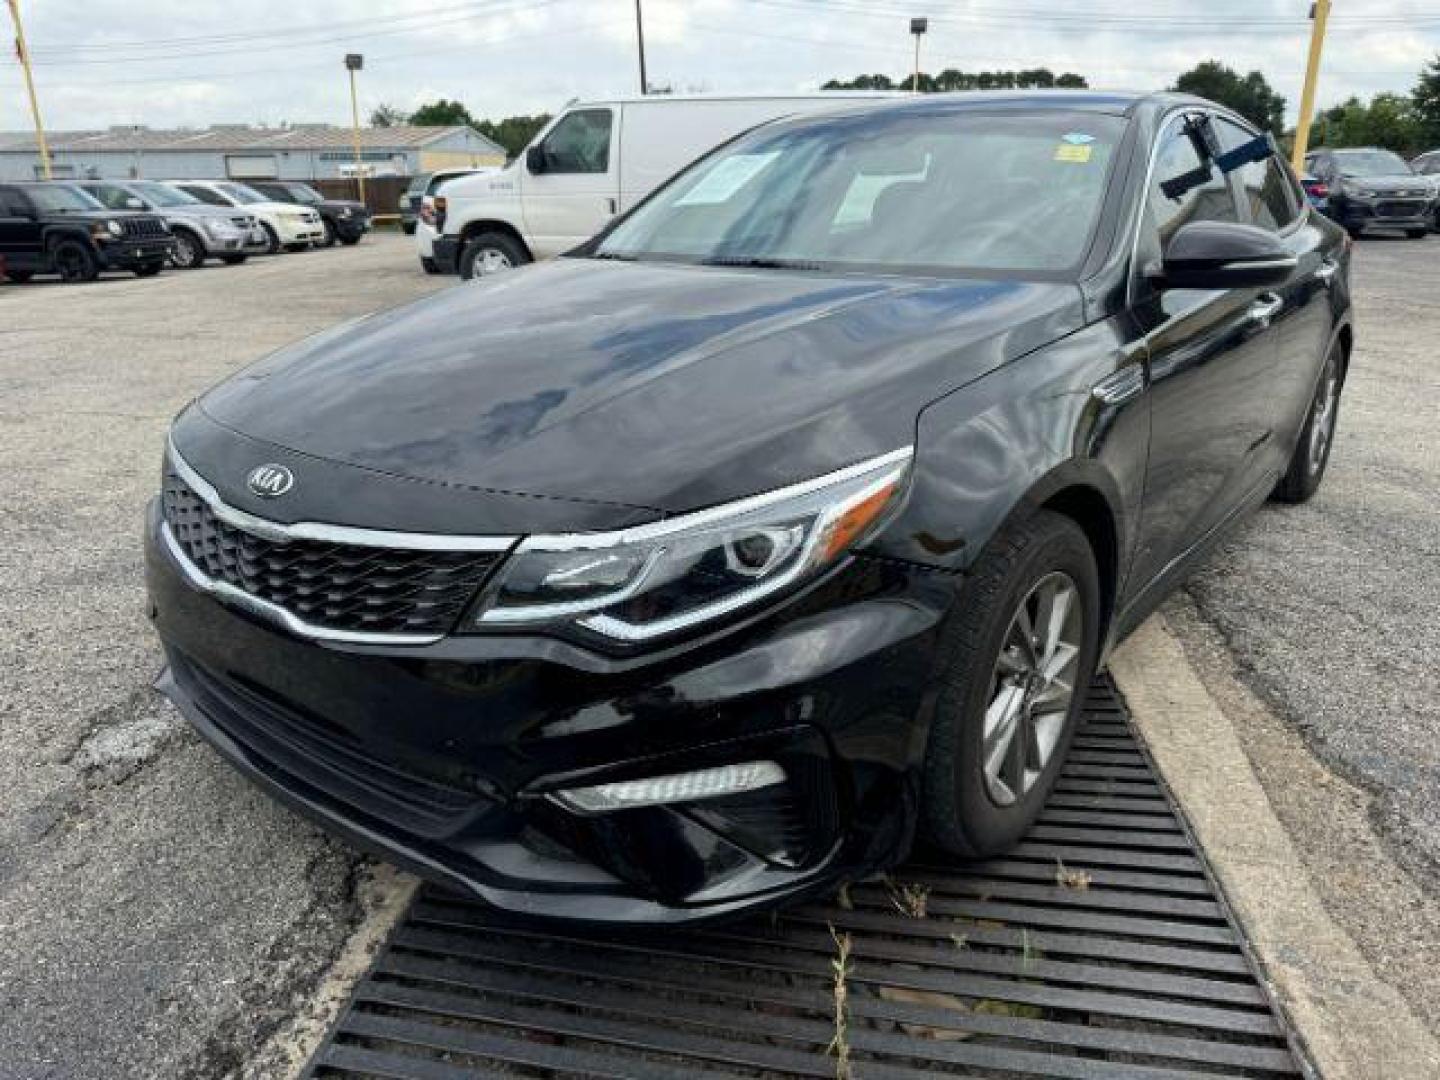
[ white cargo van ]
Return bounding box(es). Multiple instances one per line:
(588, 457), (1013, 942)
(422, 93), (893, 278)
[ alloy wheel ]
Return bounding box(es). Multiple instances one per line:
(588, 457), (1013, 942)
(171, 233), (201, 268)
(468, 248), (514, 279)
(983, 571), (1083, 807)
(1308, 360), (1340, 475)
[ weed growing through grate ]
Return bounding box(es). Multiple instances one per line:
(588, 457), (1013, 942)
(1055, 859), (1093, 890)
(827, 925), (854, 1079)
(887, 879), (931, 918)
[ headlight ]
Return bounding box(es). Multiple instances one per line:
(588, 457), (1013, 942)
(105, 219), (123, 237)
(205, 218), (237, 236)
(473, 447), (911, 643)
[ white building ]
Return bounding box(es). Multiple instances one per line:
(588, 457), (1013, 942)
(0, 124), (506, 182)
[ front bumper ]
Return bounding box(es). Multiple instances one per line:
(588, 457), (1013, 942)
(275, 217), (326, 244)
(331, 214), (371, 241)
(145, 500), (948, 923)
(432, 235), (461, 274)
(1329, 197), (1434, 231)
(96, 237), (174, 268)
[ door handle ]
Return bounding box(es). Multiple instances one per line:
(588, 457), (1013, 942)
(605, 197), (617, 215)
(1314, 259), (1338, 286)
(1246, 293), (1284, 329)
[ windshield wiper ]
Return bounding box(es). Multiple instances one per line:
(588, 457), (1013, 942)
(700, 255), (821, 270)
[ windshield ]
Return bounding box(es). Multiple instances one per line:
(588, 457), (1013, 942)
(1334, 150), (1412, 177)
(130, 182), (196, 207)
(26, 185), (104, 213)
(218, 182), (267, 204)
(406, 173), (431, 194)
(280, 183), (322, 203)
(595, 109), (1124, 276)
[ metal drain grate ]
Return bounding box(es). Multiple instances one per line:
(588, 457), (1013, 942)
(305, 678), (1307, 1079)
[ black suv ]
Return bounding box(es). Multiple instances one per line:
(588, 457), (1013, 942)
(1305, 146), (1435, 238)
(0, 182), (174, 283)
(246, 181), (370, 247)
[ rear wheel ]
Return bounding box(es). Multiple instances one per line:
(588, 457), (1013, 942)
(5, 269), (33, 283)
(52, 240), (99, 283)
(1406, 227), (1428, 239)
(219, 254), (248, 266)
(922, 510), (1101, 857)
(1273, 341), (1343, 504)
(459, 231), (530, 280)
(169, 228), (205, 268)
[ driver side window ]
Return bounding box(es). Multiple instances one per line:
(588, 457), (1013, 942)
(539, 109), (613, 174)
(90, 185), (132, 210)
(1146, 115), (1239, 251)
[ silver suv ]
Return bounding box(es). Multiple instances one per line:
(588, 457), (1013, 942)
(79, 180), (268, 268)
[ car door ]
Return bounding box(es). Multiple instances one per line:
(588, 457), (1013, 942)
(519, 107), (619, 257)
(0, 186), (42, 267)
(1215, 117), (1338, 461)
(1125, 111), (1285, 593)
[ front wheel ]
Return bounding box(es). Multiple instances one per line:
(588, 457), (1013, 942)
(52, 240), (100, 283)
(1273, 341), (1343, 504)
(320, 220), (338, 248)
(922, 510), (1101, 858)
(260, 223), (281, 255)
(169, 229), (204, 269)
(1406, 228), (1428, 239)
(219, 254), (248, 266)
(133, 262), (164, 278)
(459, 231), (530, 280)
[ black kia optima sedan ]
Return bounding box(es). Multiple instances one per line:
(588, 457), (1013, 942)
(147, 92), (1352, 924)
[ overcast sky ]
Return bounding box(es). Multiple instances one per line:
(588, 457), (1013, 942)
(3, 0), (1437, 133)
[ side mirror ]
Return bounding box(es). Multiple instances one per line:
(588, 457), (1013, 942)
(525, 145), (547, 174)
(125, 197), (145, 209)
(1154, 220), (1296, 290)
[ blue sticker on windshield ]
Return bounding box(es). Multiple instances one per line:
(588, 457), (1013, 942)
(1061, 132), (1096, 145)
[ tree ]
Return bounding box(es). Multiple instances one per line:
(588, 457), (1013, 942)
(408, 99), (475, 127)
(1173, 61), (1285, 135)
(369, 103), (409, 128)
(475, 114), (552, 157)
(1308, 93), (1423, 154)
(1413, 54), (1440, 147)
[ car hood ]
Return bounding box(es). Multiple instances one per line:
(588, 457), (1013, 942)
(318, 198), (366, 214)
(250, 200), (316, 214)
(188, 258), (1083, 532)
(1341, 176), (1430, 195)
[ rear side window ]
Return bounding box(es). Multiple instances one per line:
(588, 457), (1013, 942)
(539, 109), (613, 174)
(88, 184), (133, 210)
(1215, 118), (1299, 231)
(1146, 115), (1239, 248)
(0, 187), (30, 215)
(183, 185), (228, 206)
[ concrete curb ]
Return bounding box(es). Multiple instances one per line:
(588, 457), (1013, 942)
(1111, 616), (1440, 1080)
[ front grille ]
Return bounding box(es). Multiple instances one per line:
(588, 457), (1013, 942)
(172, 651), (485, 836)
(161, 470), (503, 638)
(229, 214), (253, 229)
(122, 216), (167, 238)
(1377, 200), (1426, 217)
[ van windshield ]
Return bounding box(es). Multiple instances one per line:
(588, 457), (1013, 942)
(594, 108), (1125, 277)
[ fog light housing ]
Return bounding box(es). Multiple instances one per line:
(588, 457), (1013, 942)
(551, 760), (786, 813)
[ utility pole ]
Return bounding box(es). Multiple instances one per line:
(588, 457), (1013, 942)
(344, 53), (366, 206)
(6, 0), (51, 179)
(910, 17), (928, 94)
(635, 0), (648, 95)
(1291, 0), (1331, 172)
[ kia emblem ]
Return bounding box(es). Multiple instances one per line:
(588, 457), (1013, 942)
(246, 463), (294, 498)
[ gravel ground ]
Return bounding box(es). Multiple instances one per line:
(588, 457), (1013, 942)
(0, 236), (446, 1080)
(1172, 234), (1440, 876)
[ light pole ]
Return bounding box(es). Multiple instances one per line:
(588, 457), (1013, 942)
(1290, 0), (1331, 172)
(5, 0), (51, 179)
(909, 17), (928, 94)
(345, 53), (366, 206)
(635, 0), (648, 95)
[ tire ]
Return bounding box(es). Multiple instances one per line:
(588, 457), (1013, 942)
(1345, 225), (1363, 239)
(5, 270), (33, 283)
(922, 510), (1101, 858)
(419, 256), (440, 275)
(401, 222), (416, 235)
(339, 234), (362, 246)
(458, 230), (530, 280)
(284, 242), (309, 253)
(320, 219), (338, 248)
(1406, 228), (1427, 239)
(51, 239), (100, 283)
(219, 254), (248, 265)
(169, 228), (205, 269)
(133, 262), (164, 278)
(260, 222), (281, 254)
(1272, 341), (1343, 504)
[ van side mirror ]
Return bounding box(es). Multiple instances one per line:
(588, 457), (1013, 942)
(525, 145), (547, 174)
(1153, 220), (1296, 290)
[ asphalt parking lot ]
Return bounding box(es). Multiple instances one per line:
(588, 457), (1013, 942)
(1, 230), (1437, 1077)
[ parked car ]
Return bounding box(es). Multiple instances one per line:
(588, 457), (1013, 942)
(147, 91), (1352, 924)
(164, 180), (324, 252)
(1299, 173), (1329, 211)
(1304, 147), (1434, 238)
(1409, 150), (1440, 230)
(0, 181), (173, 282)
(245, 181), (371, 247)
(400, 168), (485, 235)
(425, 92), (898, 279)
(78, 180), (267, 268)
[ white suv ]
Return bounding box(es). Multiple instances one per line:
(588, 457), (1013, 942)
(166, 180), (325, 253)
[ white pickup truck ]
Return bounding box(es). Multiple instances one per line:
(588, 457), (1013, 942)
(422, 93), (893, 279)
